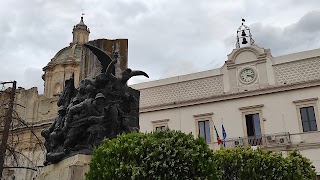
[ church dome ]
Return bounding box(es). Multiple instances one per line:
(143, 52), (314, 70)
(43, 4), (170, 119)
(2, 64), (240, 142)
(42, 16), (89, 98)
(42, 44), (84, 79)
(42, 44), (83, 72)
(52, 44), (83, 62)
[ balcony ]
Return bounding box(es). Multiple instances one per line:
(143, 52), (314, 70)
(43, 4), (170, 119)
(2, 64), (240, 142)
(222, 131), (320, 149)
(223, 132), (291, 149)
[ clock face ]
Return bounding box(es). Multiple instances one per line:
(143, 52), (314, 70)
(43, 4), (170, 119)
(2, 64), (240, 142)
(239, 68), (256, 83)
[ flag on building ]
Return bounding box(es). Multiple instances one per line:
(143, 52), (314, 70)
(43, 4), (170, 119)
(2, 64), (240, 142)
(214, 124), (222, 145)
(222, 124), (227, 147)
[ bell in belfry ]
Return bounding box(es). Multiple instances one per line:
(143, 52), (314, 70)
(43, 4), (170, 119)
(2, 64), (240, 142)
(241, 30), (246, 37)
(242, 37), (248, 44)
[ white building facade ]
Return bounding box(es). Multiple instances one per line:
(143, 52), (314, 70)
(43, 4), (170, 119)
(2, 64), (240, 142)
(132, 45), (320, 175)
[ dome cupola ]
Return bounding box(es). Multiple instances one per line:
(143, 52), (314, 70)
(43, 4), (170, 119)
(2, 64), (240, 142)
(72, 16), (90, 45)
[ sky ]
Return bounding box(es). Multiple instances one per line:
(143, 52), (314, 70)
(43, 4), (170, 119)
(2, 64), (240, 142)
(0, 0), (320, 93)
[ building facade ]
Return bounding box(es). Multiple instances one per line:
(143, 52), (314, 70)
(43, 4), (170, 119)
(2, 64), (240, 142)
(1, 19), (320, 179)
(132, 44), (320, 175)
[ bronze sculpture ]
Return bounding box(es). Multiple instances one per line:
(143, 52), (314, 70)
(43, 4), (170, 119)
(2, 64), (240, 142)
(41, 44), (148, 165)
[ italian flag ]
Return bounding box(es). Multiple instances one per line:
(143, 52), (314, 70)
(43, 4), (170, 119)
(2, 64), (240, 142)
(214, 124), (222, 145)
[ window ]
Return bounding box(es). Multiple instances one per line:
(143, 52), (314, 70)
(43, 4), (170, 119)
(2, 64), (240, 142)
(239, 104), (264, 146)
(245, 113), (261, 137)
(198, 120), (211, 142)
(300, 106), (318, 132)
(245, 113), (262, 146)
(194, 113), (213, 144)
(155, 125), (167, 131)
(152, 119), (169, 131)
(293, 98), (319, 133)
(53, 83), (61, 95)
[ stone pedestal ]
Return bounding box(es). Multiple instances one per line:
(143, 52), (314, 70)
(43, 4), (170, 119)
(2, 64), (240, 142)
(35, 155), (91, 180)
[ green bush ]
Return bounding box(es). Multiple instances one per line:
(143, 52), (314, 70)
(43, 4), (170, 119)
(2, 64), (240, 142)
(86, 130), (219, 180)
(86, 129), (317, 180)
(213, 147), (317, 180)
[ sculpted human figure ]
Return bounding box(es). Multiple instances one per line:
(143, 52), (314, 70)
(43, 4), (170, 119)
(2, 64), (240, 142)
(41, 106), (67, 151)
(57, 74), (76, 107)
(63, 93), (106, 152)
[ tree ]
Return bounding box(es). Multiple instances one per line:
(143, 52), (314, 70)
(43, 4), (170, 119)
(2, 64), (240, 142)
(213, 147), (317, 180)
(86, 130), (219, 180)
(0, 82), (45, 179)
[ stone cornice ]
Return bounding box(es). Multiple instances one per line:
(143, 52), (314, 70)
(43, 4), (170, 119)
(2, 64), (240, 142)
(193, 112), (213, 117)
(43, 59), (80, 71)
(227, 59), (267, 69)
(239, 104), (264, 110)
(273, 55), (320, 66)
(293, 97), (318, 104)
(151, 119), (169, 124)
(140, 79), (320, 113)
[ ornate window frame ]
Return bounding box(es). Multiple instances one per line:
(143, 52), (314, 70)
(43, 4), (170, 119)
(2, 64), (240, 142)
(239, 104), (265, 138)
(293, 97), (319, 133)
(193, 113), (214, 144)
(151, 119), (169, 131)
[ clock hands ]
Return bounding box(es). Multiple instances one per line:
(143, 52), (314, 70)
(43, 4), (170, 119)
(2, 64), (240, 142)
(247, 74), (254, 78)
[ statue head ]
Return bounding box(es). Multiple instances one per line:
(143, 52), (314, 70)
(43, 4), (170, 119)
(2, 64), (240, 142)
(121, 68), (132, 81)
(85, 84), (95, 94)
(96, 73), (109, 85)
(94, 93), (106, 105)
(58, 106), (66, 115)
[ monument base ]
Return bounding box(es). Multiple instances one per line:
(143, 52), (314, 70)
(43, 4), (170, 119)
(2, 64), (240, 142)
(35, 154), (91, 180)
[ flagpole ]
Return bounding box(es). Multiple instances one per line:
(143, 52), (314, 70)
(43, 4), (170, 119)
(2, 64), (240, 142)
(222, 118), (227, 148)
(213, 122), (222, 146)
(222, 118), (224, 147)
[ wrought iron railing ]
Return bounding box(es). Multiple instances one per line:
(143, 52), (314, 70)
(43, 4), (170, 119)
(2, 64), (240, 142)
(222, 132), (291, 149)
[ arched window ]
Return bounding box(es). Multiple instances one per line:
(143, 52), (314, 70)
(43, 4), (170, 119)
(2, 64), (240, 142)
(53, 83), (61, 95)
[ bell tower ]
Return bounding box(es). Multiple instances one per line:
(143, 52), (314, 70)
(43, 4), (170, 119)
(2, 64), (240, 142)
(236, 18), (255, 48)
(71, 16), (90, 45)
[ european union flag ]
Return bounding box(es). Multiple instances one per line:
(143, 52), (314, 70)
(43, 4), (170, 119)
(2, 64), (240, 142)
(222, 124), (227, 147)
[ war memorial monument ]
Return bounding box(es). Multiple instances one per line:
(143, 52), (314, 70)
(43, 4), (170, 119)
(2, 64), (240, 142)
(36, 43), (149, 179)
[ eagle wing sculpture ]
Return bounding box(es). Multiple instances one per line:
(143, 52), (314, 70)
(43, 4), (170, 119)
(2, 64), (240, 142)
(84, 44), (114, 73)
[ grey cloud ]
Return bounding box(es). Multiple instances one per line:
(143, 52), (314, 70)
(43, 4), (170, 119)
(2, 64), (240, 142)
(225, 10), (320, 56)
(290, 11), (320, 33)
(1, 0), (320, 90)
(21, 67), (44, 92)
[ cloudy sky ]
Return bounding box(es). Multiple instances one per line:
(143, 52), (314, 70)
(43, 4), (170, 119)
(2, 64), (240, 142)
(0, 0), (320, 93)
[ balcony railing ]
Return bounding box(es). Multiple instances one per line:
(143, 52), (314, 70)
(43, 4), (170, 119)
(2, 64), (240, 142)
(223, 132), (291, 149)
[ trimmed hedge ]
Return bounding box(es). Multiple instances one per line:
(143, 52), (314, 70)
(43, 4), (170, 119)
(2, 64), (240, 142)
(213, 147), (317, 180)
(86, 130), (317, 180)
(86, 130), (219, 180)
